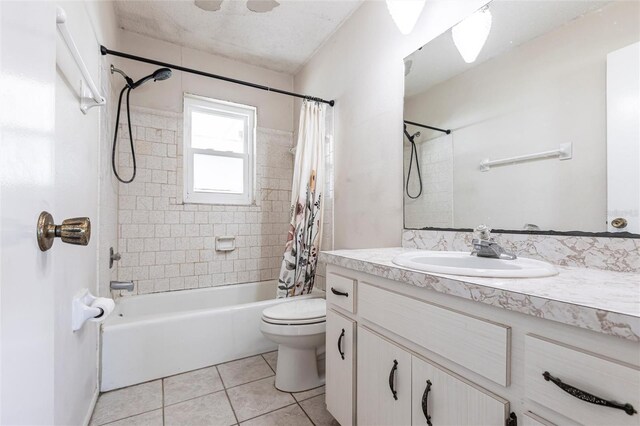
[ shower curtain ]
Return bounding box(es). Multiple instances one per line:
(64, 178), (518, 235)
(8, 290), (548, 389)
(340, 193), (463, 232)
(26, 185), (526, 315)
(277, 101), (326, 298)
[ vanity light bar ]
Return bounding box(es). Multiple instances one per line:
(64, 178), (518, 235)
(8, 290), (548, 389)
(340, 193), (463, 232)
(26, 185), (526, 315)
(480, 143), (572, 172)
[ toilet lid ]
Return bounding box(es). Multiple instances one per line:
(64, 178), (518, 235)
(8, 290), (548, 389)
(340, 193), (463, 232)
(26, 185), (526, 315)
(262, 298), (326, 324)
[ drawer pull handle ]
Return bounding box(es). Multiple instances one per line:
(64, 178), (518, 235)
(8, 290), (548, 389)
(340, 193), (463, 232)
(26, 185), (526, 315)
(337, 328), (345, 360)
(388, 360), (398, 400)
(331, 287), (349, 297)
(543, 371), (637, 416)
(421, 380), (433, 426)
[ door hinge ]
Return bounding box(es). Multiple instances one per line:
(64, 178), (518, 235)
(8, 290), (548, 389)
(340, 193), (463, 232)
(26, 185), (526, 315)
(506, 412), (517, 426)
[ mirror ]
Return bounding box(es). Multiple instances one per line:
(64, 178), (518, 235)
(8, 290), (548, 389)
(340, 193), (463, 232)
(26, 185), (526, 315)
(403, 1), (639, 236)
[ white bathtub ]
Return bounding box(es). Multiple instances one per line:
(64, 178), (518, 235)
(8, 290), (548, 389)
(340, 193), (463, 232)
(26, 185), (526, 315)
(101, 280), (322, 391)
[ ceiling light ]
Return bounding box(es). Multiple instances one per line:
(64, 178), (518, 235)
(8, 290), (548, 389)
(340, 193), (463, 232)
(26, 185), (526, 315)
(452, 5), (492, 63)
(194, 0), (223, 12)
(246, 0), (280, 13)
(386, 0), (426, 35)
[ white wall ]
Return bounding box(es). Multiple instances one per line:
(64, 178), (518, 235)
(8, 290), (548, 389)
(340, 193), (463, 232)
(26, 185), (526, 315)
(55, 1), (119, 424)
(404, 1), (640, 232)
(112, 30), (295, 133)
(294, 0), (488, 249)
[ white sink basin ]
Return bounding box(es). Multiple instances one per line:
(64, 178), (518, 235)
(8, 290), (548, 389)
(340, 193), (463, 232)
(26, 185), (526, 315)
(392, 251), (558, 278)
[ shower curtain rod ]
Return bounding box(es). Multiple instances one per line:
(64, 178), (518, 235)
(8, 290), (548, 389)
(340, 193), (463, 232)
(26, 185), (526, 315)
(404, 120), (451, 135)
(100, 45), (335, 107)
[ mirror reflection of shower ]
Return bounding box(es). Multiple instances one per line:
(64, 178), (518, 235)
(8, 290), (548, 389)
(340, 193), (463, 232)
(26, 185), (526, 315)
(404, 124), (422, 199)
(111, 65), (173, 183)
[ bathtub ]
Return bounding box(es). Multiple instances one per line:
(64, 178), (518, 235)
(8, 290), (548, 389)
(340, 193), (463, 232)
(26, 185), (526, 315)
(101, 280), (322, 391)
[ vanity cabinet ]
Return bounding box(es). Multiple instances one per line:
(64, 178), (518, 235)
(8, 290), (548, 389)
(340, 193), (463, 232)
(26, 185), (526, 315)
(326, 309), (356, 426)
(324, 264), (640, 426)
(357, 327), (412, 426)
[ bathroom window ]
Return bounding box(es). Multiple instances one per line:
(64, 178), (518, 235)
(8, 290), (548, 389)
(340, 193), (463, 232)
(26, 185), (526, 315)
(183, 94), (256, 205)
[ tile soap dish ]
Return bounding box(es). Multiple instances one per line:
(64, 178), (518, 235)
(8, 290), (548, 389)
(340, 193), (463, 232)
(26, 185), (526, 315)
(215, 236), (236, 252)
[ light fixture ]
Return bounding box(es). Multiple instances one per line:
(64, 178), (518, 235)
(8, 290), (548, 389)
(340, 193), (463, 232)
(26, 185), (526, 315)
(386, 0), (426, 35)
(452, 5), (492, 63)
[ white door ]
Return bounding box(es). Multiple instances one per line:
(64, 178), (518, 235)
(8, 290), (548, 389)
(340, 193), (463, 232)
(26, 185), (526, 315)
(326, 309), (356, 426)
(1, 3), (102, 424)
(607, 42), (640, 233)
(0, 2), (58, 423)
(357, 326), (412, 426)
(411, 355), (509, 425)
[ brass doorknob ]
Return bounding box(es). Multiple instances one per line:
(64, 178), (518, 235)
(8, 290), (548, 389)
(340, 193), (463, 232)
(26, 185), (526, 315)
(37, 211), (91, 251)
(611, 217), (628, 229)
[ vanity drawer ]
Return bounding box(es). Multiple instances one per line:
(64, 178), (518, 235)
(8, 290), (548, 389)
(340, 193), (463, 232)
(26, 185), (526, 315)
(522, 412), (556, 426)
(326, 272), (355, 313)
(358, 282), (510, 386)
(525, 334), (640, 426)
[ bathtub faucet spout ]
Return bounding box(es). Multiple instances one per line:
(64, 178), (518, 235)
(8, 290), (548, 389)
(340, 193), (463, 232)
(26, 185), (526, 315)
(110, 280), (134, 292)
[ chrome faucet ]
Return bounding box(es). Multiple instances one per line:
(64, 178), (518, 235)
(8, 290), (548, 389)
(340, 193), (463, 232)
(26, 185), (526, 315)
(471, 225), (517, 260)
(110, 280), (134, 292)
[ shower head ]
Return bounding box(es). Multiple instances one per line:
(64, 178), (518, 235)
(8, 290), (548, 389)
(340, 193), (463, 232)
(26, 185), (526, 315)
(131, 68), (172, 89)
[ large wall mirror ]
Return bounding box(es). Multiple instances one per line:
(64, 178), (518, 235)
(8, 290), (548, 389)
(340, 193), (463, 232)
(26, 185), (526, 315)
(403, 1), (639, 237)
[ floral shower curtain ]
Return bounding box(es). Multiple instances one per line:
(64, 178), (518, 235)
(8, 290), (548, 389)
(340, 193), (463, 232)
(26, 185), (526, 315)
(277, 101), (326, 298)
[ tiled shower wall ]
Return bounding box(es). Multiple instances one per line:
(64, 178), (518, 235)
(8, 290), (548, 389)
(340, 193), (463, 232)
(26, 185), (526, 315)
(114, 106), (334, 296)
(114, 107), (294, 295)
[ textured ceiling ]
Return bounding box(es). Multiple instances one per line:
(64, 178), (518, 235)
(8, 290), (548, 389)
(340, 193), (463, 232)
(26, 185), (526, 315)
(113, 0), (362, 74)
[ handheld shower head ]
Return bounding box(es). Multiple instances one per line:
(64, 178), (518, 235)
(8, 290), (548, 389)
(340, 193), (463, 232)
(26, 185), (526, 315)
(131, 68), (172, 89)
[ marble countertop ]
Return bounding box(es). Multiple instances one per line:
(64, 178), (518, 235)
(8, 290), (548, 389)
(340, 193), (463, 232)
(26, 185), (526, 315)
(320, 247), (640, 342)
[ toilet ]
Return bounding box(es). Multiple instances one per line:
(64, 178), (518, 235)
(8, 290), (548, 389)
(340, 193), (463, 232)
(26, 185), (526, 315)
(260, 298), (326, 392)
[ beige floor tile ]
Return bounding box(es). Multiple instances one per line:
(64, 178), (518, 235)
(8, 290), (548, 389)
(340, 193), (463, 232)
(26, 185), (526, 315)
(227, 377), (295, 422)
(103, 410), (163, 426)
(164, 366), (224, 405)
(164, 390), (236, 426)
(90, 381), (162, 425)
(300, 394), (339, 426)
(240, 404), (313, 426)
(218, 355), (274, 388)
(293, 385), (325, 402)
(262, 351), (278, 372)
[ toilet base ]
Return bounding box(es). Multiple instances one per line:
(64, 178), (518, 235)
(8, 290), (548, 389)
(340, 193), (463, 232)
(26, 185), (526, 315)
(274, 345), (325, 392)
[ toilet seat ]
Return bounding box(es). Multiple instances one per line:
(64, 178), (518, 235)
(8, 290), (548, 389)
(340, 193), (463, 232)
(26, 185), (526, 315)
(262, 298), (326, 326)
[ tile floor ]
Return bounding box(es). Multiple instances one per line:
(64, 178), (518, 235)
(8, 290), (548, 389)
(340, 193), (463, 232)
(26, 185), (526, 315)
(90, 351), (339, 426)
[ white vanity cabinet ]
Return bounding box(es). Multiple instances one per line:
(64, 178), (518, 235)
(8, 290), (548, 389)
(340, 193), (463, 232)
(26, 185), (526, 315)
(357, 327), (412, 426)
(326, 308), (356, 426)
(324, 263), (640, 426)
(411, 355), (509, 425)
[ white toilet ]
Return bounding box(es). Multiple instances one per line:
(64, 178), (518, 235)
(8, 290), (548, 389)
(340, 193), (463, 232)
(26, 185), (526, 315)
(260, 298), (326, 392)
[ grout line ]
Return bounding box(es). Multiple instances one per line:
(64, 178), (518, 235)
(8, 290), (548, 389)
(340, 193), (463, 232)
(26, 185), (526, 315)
(161, 379), (165, 426)
(99, 408), (162, 426)
(236, 402), (300, 424)
(261, 353), (277, 374)
(218, 365), (240, 425)
(297, 400), (318, 426)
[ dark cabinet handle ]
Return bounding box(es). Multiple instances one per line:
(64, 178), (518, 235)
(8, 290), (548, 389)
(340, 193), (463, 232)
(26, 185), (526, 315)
(388, 360), (398, 400)
(421, 380), (433, 426)
(543, 371), (637, 416)
(331, 287), (349, 297)
(337, 328), (345, 360)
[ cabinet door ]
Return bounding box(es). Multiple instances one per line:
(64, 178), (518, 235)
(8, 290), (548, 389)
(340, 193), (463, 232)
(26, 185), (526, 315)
(326, 309), (355, 426)
(357, 326), (412, 426)
(412, 355), (509, 426)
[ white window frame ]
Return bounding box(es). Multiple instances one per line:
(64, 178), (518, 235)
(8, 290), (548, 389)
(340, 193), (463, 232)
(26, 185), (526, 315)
(183, 94), (256, 205)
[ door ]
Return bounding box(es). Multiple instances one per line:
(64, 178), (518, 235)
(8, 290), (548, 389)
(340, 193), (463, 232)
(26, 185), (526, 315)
(357, 326), (411, 426)
(0, 2), (58, 423)
(326, 309), (355, 426)
(411, 355), (509, 425)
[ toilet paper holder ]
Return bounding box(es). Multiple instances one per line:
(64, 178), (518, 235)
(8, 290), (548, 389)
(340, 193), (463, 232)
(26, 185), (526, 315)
(72, 289), (114, 332)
